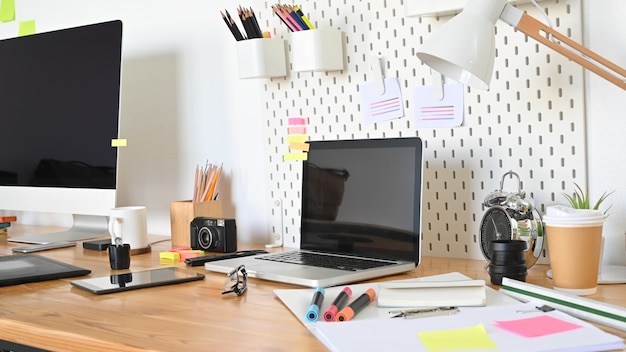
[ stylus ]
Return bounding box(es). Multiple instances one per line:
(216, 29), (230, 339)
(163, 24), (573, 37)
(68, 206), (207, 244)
(185, 250), (268, 266)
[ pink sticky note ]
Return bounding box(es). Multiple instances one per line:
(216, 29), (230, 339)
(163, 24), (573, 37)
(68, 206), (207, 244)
(288, 126), (306, 135)
(288, 117), (306, 125)
(495, 315), (582, 338)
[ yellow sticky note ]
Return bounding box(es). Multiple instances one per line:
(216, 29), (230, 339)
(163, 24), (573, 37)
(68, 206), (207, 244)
(18, 20), (36, 36)
(159, 251), (180, 264)
(0, 0), (15, 22)
(289, 142), (310, 152)
(111, 139), (128, 147)
(418, 324), (498, 351)
(286, 135), (308, 143)
(283, 152), (308, 161)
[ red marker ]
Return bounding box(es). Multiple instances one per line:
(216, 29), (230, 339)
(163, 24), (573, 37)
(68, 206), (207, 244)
(335, 288), (376, 322)
(323, 287), (352, 322)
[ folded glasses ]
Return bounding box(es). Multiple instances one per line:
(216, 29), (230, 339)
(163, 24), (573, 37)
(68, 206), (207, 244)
(222, 264), (247, 296)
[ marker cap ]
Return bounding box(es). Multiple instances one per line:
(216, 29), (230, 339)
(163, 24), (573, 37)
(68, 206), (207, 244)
(324, 306), (339, 322)
(306, 305), (320, 322)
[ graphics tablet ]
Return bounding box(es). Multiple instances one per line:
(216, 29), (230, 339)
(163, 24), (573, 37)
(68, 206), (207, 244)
(0, 254), (91, 286)
(70, 267), (205, 294)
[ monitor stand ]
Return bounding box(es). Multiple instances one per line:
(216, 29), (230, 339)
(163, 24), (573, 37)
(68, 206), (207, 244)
(8, 214), (109, 244)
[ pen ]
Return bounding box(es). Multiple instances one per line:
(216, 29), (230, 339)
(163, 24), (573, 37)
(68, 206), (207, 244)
(306, 287), (325, 322)
(336, 288), (376, 322)
(388, 306), (460, 319)
(323, 287), (352, 322)
(184, 249), (268, 266)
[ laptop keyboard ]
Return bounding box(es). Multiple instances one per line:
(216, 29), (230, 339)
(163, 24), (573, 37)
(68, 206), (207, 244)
(256, 251), (396, 271)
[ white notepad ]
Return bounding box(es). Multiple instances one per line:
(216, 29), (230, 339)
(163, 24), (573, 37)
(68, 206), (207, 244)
(377, 279), (487, 307)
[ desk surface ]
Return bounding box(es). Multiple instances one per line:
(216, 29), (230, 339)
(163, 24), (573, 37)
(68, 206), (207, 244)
(0, 225), (624, 352)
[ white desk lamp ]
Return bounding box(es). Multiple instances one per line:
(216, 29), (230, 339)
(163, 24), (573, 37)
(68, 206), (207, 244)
(416, 0), (626, 90)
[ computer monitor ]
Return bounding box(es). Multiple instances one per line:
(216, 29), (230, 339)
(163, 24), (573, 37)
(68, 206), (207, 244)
(0, 20), (123, 244)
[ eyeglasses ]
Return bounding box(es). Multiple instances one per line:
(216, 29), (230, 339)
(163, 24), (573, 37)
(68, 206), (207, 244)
(222, 264), (247, 296)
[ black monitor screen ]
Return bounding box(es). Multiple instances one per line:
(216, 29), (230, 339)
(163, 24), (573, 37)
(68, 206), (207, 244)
(301, 137), (423, 262)
(0, 20), (122, 189)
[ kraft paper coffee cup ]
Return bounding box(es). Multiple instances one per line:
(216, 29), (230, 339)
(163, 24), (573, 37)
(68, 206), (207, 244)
(543, 205), (605, 295)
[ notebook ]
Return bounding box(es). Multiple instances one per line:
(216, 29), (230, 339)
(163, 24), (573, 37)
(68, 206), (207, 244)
(205, 137), (423, 287)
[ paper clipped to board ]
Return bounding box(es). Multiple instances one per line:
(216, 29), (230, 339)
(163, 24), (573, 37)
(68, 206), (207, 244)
(377, 279), (487, 308)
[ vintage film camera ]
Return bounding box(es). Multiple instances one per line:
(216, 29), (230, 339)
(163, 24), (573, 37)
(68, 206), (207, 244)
(190, 217), (237, 253)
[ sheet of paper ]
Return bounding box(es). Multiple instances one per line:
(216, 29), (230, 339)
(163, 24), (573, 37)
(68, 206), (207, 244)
(359, 77), (404, 124)
(313, 301), (624, 352)
(413, 83), (464, 128)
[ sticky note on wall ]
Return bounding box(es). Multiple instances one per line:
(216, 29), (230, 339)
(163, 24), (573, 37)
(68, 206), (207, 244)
(0, 0), (15, 22)
(18, 20), (36, 36)
(111, 139), (128, 147)
(284, 116), (309, 161)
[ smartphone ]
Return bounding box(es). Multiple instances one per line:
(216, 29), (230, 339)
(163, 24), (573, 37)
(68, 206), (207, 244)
(70, 267), (205, 294)
(12, 241), (77, 253)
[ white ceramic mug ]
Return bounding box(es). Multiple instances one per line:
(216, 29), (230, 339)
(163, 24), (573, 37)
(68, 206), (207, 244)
(108, 206), (149, 250)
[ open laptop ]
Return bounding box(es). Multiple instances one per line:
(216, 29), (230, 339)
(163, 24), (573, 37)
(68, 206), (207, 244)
(205, 137), (423, 287)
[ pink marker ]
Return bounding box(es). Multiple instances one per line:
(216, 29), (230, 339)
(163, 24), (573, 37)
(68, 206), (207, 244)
(323, 287), (352, 322)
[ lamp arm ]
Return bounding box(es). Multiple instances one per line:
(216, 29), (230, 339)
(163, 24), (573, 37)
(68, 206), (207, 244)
(514, 12), (626, 90)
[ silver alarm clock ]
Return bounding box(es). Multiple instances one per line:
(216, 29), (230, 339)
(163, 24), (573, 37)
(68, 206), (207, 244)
(479, 171), (544, 268)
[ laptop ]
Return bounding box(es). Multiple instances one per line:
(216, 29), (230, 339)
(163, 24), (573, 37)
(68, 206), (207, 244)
(205, 137), (423, 287)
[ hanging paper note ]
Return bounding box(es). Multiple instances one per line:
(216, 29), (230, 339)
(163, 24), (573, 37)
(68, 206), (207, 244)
(413, 82), (464, 128)
(359, 77), (404, 124)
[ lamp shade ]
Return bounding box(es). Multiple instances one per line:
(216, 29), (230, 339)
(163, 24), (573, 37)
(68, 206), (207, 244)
(416, 0), (509, 90)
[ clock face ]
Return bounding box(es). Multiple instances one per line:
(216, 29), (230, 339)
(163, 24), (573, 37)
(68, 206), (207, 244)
(479, 206), (513, 260)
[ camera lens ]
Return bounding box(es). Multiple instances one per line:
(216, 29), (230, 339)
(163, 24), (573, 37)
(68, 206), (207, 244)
(488, 239), (527, 285)
(198, 226), (219, 250)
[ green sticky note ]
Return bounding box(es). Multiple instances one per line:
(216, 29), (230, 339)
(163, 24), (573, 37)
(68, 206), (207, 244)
(18, 20), (36, 36)
(418, 324), (498, 351)
(0, 0), (16, 22)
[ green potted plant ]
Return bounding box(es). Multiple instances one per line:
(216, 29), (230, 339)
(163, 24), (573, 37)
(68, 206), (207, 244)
(562, 183), (614, 214)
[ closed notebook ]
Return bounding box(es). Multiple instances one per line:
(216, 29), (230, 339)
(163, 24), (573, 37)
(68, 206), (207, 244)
(377, 280), (487, 307)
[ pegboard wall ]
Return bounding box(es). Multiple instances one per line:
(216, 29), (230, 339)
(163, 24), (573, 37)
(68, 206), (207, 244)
(257, 0), (586, 262)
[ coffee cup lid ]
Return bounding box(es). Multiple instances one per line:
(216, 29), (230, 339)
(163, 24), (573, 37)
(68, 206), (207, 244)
(543, 205), (606, 226)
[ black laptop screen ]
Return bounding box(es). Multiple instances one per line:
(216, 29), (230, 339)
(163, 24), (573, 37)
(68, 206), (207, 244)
(300, 137), (422, 262)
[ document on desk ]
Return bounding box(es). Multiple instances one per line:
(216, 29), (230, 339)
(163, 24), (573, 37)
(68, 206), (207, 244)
(314, 300), (625, 352)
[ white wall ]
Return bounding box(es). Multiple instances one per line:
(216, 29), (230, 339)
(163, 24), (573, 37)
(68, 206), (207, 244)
(584, 1), (626, 266)
(2, 0), (625, 266)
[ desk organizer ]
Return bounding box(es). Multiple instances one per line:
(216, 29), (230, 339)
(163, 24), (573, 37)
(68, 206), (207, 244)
(290, 28), (344, 72)
(237, 38), (287, 79)
(169, 200), (223, 248)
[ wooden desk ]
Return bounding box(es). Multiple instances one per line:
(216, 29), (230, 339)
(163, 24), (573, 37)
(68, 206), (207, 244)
(0, 225), (624, 351)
